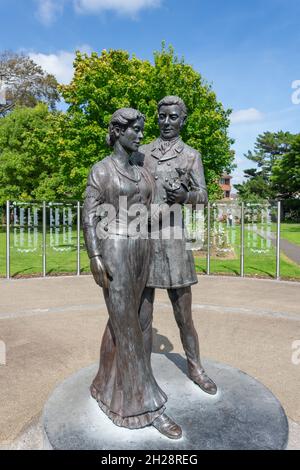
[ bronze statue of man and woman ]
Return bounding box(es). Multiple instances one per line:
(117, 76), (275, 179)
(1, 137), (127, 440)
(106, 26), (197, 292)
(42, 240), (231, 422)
(82, 96), (217, 440)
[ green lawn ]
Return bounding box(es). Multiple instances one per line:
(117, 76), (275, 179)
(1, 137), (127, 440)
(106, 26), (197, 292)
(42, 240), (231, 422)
(0, 228), (90, 277)
(275, 223), (300, 246)
(0, 224), (300, 280)
(194, 225), (300, 280)
(247, 222), (300, 247)
(195, 253), (300, 280)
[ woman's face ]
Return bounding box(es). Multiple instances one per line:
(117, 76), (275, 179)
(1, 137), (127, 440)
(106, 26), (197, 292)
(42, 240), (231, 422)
(119, 117), (144, 153)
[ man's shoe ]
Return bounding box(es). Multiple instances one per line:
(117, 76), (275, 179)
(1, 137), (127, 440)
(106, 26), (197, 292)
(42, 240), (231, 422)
(189, 369), (217, 395)
(152, 413), (182, 439)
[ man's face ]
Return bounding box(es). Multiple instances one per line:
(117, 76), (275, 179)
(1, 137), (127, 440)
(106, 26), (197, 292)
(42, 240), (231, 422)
(158, 104), (185, 140)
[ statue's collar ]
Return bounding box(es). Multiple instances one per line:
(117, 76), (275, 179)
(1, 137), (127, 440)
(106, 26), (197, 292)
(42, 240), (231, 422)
(151, 138), (184, 161)
(110, 156), (141, 182)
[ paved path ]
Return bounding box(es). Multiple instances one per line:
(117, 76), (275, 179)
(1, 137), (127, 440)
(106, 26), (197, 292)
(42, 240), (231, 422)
(251, 227), (300, 265)
(0, 275), (299, 449)
(279, 239), (300, 265)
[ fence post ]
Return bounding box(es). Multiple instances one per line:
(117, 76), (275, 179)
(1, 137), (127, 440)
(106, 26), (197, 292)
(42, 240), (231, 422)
(240, 202), (245, 277)
(42, 201), (46, 277)
(77, 201), (81, 276)
(276, 201), (281, 280)
(6, 200), (10, 279)
(206, 202), (211, 275)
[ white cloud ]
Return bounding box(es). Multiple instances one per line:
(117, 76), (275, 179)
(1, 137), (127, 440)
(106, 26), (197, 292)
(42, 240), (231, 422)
(29, 51), (74, 84)
(35, 0), (161, 24)
(74, 0), (161, 15)
(29, 46), (91, 84)
(35, 0), (64, 25)
(231, 108), (264, 125)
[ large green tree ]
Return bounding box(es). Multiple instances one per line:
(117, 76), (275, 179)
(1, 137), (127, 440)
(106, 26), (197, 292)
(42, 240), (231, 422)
(0, 46), (234, 202)
(0, 104), (58, 204)
(58, 45), (234, 199)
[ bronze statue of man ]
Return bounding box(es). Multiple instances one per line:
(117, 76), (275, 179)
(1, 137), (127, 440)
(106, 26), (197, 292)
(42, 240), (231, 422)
(137, 96), (217, 395)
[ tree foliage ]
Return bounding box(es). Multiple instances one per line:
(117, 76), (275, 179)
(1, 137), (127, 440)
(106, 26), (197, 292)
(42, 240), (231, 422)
(243, 131), (295, 179)
(59, 45), (234, 199)
(0, 104), (56, 204)
(234, 176), (275, 202)
(0, 46), (234, 202)
(0, 51), (59, 117)
(271, 134), (300, 198)
(235, 131), (299, 201)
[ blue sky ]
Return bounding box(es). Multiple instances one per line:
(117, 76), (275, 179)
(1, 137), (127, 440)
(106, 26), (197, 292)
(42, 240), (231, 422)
(1, 0), (300, 186)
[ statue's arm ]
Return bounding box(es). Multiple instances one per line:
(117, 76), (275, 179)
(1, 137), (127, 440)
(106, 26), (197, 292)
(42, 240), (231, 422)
(82, 164), (112, 288)
(185, 151), (208, 206)
(82, 164), (105, 259)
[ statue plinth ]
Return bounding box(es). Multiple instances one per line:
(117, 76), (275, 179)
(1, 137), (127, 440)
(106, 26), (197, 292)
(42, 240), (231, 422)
(43, 353), (288, 450)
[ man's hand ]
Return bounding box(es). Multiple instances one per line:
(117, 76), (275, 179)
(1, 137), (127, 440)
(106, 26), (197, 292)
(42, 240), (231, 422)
(90, 256), (112, 289)
(165, 184), (188, 204)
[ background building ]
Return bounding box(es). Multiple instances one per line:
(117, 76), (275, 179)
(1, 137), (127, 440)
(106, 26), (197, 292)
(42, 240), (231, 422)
(219, 174), (232, 199)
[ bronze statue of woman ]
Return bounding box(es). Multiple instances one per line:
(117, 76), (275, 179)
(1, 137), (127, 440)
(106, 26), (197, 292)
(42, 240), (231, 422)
(82, 108), (182, 439)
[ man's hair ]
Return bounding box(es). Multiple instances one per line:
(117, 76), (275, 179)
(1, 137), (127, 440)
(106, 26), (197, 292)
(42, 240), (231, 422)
(157, 96), (187, 118)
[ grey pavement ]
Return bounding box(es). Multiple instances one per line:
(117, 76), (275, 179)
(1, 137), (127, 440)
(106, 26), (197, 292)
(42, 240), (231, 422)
(0, 274), (300, 449)
(279, 239), (300, 265)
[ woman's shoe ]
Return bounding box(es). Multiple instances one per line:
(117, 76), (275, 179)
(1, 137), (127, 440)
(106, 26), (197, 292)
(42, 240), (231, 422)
(152, 413), (182, 439)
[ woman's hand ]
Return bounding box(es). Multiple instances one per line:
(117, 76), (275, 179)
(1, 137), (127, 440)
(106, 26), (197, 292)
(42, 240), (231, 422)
(90, 256), (112, 289)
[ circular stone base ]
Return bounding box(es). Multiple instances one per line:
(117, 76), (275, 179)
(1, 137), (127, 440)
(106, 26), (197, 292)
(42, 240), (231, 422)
(43, 353), (288, 450)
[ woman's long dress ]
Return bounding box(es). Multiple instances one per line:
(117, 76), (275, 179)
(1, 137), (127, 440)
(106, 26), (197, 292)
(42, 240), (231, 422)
(82, 156), (167, 428)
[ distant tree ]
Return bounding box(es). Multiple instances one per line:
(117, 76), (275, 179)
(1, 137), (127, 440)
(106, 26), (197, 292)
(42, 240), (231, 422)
(235, 131), (297, 201)
(243, 131), (295, 180)
(234, 176), (275, 202)
(60, 45), (234, 200)
(243, 168), (259, 179)
(0, 51), (59, 117)
(271, 134), (300, 198)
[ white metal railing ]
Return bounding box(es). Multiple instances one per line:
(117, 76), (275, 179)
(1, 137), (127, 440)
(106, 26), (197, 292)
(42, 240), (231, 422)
(2, 200), (286, 280)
